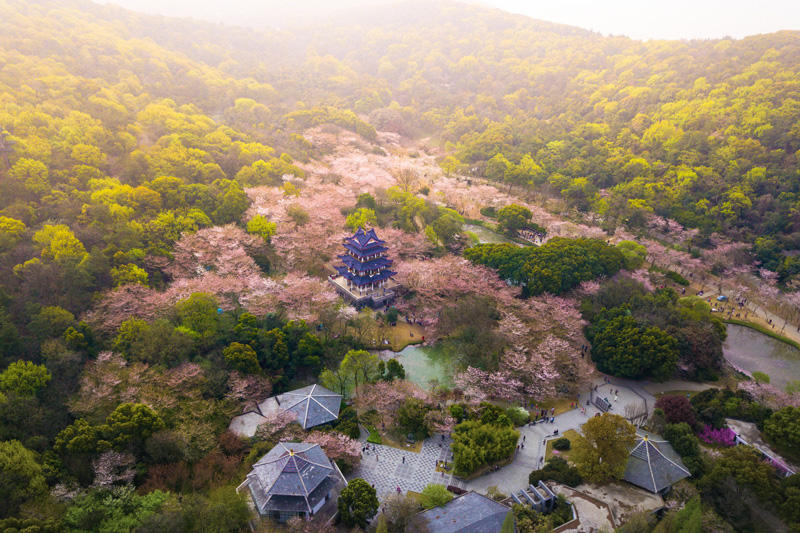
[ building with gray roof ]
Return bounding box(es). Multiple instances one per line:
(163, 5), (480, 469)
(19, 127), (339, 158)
(276, 384), (342, 430)
(623, 435), (691, 493)
(419, 491), (513, 533)
(239, 441), (345, 523)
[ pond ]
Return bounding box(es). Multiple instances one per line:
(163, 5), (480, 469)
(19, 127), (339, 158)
(375, 343), (455, 390)
(463, 223), (520, 245)
(723, 323), (800, 390)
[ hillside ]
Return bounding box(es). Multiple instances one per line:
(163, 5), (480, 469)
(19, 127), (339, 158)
(1, 1), (800, 531)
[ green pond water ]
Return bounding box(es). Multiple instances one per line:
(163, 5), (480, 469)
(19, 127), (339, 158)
(463, 223), (519, 245)
(723, 323), (800, 390)
(375, 344), (455, 389)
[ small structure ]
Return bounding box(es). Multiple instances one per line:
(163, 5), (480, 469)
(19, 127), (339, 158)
(228, 383), (342, 437)
(510, 481), (556, 513)
(239, 441), (346, 523)
(329, 227), (398, 308)
(419, 491), (513, 533)
(277, 384), (342, 430)
(623, 435), (690, 494)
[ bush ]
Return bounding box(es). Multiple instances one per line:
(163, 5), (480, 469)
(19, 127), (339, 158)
(366, 427), (382, 444)
(665, 270), (690, 286)
(552, 437), (571, 451)
(419, 484), (453, 509)
(753, 371), (771, 384)
(451, 420), (519, 476)
(506, 406), (530, 426)
(529, 456), (582, 487)
(335, 406), (361, 440)
(480, 206), (497, 218)
(654, 395), (697, 428)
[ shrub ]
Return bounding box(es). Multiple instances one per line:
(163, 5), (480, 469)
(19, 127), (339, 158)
(654, 395), (697, 428)
(419, 484), (453, 509)
(698, 424), (736, 447)
(529, 456), (582, 487)
(506, 406), (530, 426)
(665, 270), (690, 286)
(552, 437), (571, 451)
(753, 371), (771, 384)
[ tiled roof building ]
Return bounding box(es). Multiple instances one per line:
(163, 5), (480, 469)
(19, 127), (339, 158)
(276, 384), (342, 430)
(240, 442), (345, 522)
(419, 491), (513, 533)
(623, 435), (691, 493)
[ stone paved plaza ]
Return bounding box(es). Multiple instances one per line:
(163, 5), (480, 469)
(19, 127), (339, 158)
(350, 434), (459, 501)
(347, 376), (702, 501)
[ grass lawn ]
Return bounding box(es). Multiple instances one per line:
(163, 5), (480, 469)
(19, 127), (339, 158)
(380, 432), (423, 453)
(356, 310), (426, 351)
(545, 429), (580, 462)
(532, 397), (577, 417)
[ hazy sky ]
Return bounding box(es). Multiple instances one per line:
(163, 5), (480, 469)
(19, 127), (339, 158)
(104, 0), (800, 40)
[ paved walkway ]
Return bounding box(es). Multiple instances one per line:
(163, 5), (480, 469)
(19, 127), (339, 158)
(349, 376), (714, 501)
(350, 432), (457, 501)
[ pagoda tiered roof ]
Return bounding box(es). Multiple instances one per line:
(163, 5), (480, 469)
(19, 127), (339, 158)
(334, 266), (396, 286)
(342, 242), (388, 258)
(337, 254), (393, 272)
(343, 228), (386, 251)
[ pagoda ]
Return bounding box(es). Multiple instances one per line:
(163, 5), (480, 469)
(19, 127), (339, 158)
(329, 227), (398, 308)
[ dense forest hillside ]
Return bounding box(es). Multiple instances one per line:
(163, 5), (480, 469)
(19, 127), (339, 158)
(1, 1), (800, 531)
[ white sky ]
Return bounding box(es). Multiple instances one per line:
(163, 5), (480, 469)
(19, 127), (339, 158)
(104, 0), (800, 40)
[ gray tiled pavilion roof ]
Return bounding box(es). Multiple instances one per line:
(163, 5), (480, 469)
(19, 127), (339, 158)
(623, 436), (691, 493)
(245, 442), (335, 515)
(420, 491), (512, 533)
(276, 384), (342, 429)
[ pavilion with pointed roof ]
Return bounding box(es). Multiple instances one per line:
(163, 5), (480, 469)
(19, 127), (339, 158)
(239, 442), (346, 522)
(623, 435), (691, 494)
(276, 384), (342, 430)
(329, 227), (399, 308)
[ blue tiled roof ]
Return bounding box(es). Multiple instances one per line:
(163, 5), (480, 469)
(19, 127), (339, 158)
(345, 227), (386, 249)
(420, 491), (512, 533)
(623, 436), (691, 493)
(338, 254), (393, 272)
(277, 384), (342, 429)
(334, 267), (396, 286)
(342, 242), (388, 257)
(246, 442), (336, 515)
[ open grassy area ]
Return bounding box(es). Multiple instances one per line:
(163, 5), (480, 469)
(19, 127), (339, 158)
(380, 432), (424, 453)
(533, 397), (577, 417)
(356, 310), (426, 351)
(545, 429), (580, 462)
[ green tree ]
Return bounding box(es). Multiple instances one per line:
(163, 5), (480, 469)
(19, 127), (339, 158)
(397, 397), (431, 439)
(496, 204), (532, 236)
(345, 208), (378, 231)
(616, 240), (648, 270)
(0, 440), (47, 517)
(339, 349), (381, 392)
(223, 342), (261, 374)
(246, 215), (277, 242)
(419, 484), (453, 509)
(32, 224), (88, 265)
(338, 478), (379, 528)
(0, 360), (51, 396)
(110, 263), (148, 287)
(64, 487), (169, 533)
(28, 306), (77, 339)
(590, 314), (678, 380)
(103, 402), (164, 452)
(0, 216), (26, 251)
(764, 407), (800, 455)
(572, 413), (636, 484)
